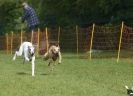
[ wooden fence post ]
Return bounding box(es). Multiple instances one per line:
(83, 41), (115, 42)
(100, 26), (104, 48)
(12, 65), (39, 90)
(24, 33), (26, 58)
(11, 31), (13, 55)
(117, 21), (124, 62)
(37, 28), (40, 56)
(76, 25), (79, 56)
(21, 28), (23, 44)
(58, 26), (61, 44)
(31, 30), (34, 43)
(45, 27), (49, 52)
(89, 23), (95, 60)
(6, 33), (9, 54)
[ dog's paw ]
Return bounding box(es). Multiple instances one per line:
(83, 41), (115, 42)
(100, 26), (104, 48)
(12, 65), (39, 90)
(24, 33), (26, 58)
(125, 85), (129, 89)
(29, 59), (32, 62)
(58, 61), (61, 64)
(12, 57), (16, 61)
(48, 62), (51, 66)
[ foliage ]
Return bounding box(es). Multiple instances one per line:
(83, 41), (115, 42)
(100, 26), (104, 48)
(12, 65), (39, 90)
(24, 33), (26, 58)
(0, 0), (133, 34)
(0, 0), (22, 34)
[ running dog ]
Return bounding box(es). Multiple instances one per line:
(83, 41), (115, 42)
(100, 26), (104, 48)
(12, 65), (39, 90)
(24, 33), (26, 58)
(43, 45), (62, 71)
(13, 42), (35, 76)
(125, 85), (133, 95)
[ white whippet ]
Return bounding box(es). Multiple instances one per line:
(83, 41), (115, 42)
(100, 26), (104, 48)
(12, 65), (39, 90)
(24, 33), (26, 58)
(13, 42), (35, 76)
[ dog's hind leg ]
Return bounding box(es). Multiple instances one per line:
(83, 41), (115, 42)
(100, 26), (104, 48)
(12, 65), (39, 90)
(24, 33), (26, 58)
(13, 51), (23, 60)
(13, 51), (17, 60)
(24, 50), (30, 62)
(48, 59), (54, 71)
(13, 45), (23, 60)
(48, 60), (51, 66)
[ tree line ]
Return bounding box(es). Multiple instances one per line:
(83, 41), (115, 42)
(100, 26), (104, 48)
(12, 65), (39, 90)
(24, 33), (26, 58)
(0, 0), (133, 35)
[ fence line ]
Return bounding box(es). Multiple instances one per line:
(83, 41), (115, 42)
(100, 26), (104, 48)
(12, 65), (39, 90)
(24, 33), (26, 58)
(1, 22), (133, 60)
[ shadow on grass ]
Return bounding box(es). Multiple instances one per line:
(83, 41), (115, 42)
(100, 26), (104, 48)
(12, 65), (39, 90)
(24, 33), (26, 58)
(16, 72), (30, 75)
(40, 73), (49, 75)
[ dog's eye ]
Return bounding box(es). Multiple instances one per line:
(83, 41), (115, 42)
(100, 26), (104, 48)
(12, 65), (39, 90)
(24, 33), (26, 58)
(53, 49), (56, 52)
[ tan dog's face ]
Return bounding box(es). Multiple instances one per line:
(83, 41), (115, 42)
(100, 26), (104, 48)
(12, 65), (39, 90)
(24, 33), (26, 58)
(52, 46), (60, 54)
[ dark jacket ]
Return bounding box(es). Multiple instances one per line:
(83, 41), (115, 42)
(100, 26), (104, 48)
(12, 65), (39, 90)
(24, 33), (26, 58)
(22, 6), (39, 28)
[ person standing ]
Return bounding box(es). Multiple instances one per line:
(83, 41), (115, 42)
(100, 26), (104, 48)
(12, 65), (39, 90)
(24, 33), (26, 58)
(22, 2), (39, 32)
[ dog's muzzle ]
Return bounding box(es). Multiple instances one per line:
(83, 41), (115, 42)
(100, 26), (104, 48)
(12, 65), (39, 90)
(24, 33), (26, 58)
(31, 53), (34, 57)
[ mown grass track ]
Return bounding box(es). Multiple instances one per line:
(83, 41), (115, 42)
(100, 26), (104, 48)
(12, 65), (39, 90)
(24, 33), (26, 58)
(0, 52), (132, 96)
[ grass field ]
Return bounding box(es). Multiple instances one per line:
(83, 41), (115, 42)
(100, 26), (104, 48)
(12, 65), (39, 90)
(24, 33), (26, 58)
(0, 52), (133, 96)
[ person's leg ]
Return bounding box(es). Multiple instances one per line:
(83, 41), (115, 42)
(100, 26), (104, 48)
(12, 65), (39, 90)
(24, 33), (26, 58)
(29, 25), (39, 43)
(29, 25), (39, 32)
(29, 26), (35, 32)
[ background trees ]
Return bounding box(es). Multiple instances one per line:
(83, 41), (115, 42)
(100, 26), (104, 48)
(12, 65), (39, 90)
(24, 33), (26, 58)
(0, 0), (132, 34)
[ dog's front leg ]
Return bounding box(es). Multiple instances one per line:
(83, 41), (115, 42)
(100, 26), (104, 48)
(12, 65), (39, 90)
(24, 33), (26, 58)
(48, 59), (52, 66)
(58, 51), (62, 64)
(48, 59), (54, 71)
(43, 52), (49, 60)
(31, 56), (35, 76)
(13, 45), (23, 60)
(24, 52), (30, 61)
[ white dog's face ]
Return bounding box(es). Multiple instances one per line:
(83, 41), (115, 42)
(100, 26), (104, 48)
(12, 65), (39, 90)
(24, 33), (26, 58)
(28, 46), (35, 56)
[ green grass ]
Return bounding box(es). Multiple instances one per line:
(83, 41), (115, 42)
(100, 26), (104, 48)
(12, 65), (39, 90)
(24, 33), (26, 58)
(0, 52), (133, 96)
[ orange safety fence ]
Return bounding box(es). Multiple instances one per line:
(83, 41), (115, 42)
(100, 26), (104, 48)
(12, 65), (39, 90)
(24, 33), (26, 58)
(0, 22), (133, 60)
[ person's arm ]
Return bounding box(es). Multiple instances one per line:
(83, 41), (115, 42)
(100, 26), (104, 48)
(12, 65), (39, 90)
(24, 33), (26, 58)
(22, 9), (30, 22)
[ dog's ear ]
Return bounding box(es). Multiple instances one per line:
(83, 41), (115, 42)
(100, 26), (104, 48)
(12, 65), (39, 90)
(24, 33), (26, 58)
(28, 46), (30, 49)
(32, 44), (38, 52)
(58, 45), (60, 51)
(57, 44), (60, 49)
